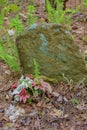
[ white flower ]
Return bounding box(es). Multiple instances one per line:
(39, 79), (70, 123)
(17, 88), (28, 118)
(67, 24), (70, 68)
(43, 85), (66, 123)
(14, 95), (20, 102)
(8, 29), (15, 36)
(12, 75), (34, 96)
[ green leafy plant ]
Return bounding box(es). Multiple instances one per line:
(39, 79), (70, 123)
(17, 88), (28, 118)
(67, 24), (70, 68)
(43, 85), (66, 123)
(33, 58), (40, 81)
(46, 0), (82, 26)
(0, 0), (8, 5)
(46, 0), (55, 22)
(0, 0), (8, 10)
(71, 98), (80, 105)
(0, 9), (5, 28)
(4, 3), (20, 14)
(27, 4), (37, 25)
(83, 0), (87, 7)
(46, 0), (71, 25)
(0, 37), (20, 71)
(10, 15), (23, 34)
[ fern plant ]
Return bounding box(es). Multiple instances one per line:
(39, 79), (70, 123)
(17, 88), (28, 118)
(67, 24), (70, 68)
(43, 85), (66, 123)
(46, 0), (55, 22)
(0, 37), (20, 71)
(27, 4), (37, 26)
(33, 58), (40, 81)
(0, 0), (8, 9)
(46, 0), (71, 25)
(0, 0), (8, 5)
(46, 0), (84, 26)
(83, 0), (87, 7)
(54, 1), (65, 24)
(4, 3), (20, 14)
(10, 15), (23, 34)
(0, 9), (5, 28)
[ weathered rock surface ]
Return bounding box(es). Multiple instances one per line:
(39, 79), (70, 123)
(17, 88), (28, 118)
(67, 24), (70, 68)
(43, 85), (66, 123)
(16, 23), (87, 83)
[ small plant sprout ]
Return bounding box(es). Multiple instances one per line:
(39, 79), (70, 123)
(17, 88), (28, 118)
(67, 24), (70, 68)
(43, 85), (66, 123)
(71, 98), (80, 106)
(62, 73), (73, 89)
(62, 73), (85, 89)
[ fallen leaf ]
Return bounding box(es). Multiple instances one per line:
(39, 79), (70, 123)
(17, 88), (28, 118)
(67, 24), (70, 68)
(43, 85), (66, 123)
(5, 122), (14, 128)
(50, 109), (63, 118)
(52, 92), (60, 97)
(37, 101), (43, 107)
(45, 83), (52, 93)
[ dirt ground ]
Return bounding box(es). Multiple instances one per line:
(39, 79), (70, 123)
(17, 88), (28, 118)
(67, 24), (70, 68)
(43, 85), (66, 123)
(0, 0), (87, 130)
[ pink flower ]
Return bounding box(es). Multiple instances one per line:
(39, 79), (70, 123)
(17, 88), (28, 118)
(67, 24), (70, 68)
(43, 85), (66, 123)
(12, 83), (17, 89)
(32, 81), (39, 90)
(18, 89), (29, 103)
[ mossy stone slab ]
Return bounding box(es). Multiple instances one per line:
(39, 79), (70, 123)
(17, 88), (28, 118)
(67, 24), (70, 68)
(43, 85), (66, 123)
(16, 23), (87, 83)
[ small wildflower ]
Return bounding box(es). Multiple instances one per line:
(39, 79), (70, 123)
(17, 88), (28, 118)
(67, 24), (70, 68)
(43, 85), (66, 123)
(18, 89), (29, 103)
(12, 83), (17, 89)
(14, 95), (20, 102)
(32, 81), (39, 90)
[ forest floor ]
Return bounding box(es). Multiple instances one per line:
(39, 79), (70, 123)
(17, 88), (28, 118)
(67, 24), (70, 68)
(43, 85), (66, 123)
(0, 0), (87, 130)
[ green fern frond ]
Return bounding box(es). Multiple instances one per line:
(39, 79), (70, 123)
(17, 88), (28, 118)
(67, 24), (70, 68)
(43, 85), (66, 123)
(33, 58), (40, 80)
(27, 4), (37, 26)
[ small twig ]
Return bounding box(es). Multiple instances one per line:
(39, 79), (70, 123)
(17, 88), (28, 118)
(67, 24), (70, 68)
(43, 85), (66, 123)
(0, 86), (11, 92)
